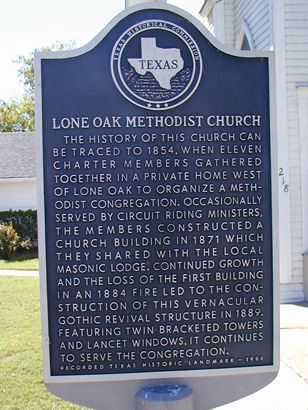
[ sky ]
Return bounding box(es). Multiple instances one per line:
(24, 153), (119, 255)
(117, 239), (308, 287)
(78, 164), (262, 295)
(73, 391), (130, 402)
(0, 0), (126, 101)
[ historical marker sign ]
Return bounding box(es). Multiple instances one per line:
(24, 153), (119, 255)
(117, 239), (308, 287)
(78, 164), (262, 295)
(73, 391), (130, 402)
(36, 3), (279, 409)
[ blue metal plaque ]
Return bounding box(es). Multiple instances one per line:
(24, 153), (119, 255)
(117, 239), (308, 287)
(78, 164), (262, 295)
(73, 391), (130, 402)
(36, 4), (278, 408)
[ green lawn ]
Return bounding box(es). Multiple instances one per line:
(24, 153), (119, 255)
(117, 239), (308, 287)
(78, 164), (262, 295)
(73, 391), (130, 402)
(0, 251), (39, 270)
(0, 276), (87, 409)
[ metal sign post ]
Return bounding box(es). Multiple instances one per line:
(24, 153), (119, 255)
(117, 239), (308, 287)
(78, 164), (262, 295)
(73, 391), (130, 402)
(136, 385), (193, 410)
(126, 0), (167, 7)
(35, 3), (279, 409)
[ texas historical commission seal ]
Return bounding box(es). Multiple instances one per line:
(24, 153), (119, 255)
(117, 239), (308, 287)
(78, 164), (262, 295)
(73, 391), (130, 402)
(111, 20), (203, 110)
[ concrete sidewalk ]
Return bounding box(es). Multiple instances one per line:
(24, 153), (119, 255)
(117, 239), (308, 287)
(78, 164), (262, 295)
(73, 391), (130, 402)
(0, 269), (39, 277)
(216, 303), (308, 409)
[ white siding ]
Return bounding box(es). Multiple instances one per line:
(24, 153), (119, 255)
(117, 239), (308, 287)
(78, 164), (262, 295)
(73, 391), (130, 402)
(169, 0), (308, 302)
(298, 88), (308, 253)
(280, 283), (305, 303)
(169, 0), (216, 37)
(169, 1), (233, 46)
(224, 0), (235, 48)
(234, 0), (271, 50)
(0, 179), (37, 211)
(284, 0), (308, 297)
(189, 0), (271, 50)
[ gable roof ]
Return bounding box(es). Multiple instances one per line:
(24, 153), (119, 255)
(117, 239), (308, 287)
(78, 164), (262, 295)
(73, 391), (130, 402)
(0, 132), (36, 179)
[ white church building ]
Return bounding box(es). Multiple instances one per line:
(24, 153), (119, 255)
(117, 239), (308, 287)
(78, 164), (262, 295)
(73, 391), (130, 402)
(166, 0), (308, 303)
(1, 0), (308, 303)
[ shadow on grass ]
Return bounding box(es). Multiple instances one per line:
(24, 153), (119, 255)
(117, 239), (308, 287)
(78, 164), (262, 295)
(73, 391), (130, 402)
(0, 250), (39, 270)
(12, 250), (38, 261)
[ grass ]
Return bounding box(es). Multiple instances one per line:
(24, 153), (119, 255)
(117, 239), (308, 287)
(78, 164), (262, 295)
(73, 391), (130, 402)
(0, 276), (87, 409)
(0, 251), (39, 270)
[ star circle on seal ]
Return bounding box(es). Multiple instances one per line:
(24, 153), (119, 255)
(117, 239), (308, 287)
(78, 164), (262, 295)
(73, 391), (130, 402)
(111, 20), (203, 111)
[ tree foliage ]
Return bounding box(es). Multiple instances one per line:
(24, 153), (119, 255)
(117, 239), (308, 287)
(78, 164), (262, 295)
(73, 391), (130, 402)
(0, 41), (75, 132)
(0, 221), (31, 260)
(0, 96), (34, 132)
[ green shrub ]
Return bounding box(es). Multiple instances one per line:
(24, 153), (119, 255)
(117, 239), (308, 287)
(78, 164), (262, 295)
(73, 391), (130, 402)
(0, 209), (37, 244)
(0, 222), (21, 260)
